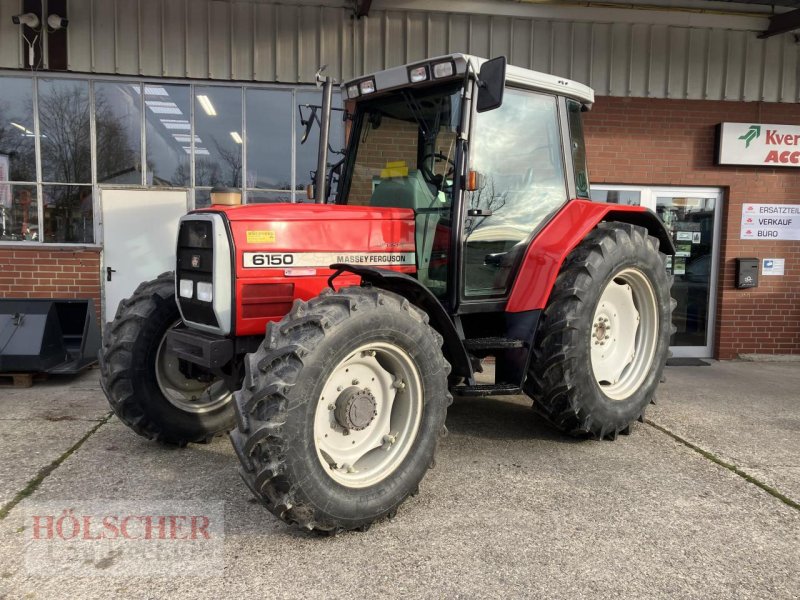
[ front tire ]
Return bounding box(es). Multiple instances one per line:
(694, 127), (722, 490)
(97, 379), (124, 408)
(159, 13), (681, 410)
(230, 286), (451, 533)
(99, 272), (236, 445)
(525, 223), (674, 439)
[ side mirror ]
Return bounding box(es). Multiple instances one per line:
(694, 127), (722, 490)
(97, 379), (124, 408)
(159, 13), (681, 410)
(476, 56), (506, 113)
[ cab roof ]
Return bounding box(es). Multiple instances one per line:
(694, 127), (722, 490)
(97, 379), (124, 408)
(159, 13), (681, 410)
(342, 53), (594, 107)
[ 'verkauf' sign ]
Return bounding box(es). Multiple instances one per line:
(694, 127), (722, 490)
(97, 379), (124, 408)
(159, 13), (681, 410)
(718, 122), (800, 167)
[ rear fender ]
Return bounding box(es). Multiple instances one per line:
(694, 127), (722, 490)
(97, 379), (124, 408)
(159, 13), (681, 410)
(506, 199), (674, 313)
(329, 264), (473, 379)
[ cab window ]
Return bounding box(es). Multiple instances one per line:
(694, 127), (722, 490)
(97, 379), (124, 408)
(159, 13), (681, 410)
(463, 87), (568, 298)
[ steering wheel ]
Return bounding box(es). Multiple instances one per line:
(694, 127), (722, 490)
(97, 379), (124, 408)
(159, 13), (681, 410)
(420, 152), (456, 190)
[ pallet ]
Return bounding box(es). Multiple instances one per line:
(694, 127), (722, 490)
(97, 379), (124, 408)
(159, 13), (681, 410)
(0, 373), (47, 388)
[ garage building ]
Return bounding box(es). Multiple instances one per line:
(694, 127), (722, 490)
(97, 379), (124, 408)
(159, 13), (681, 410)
(0, 0), (798, 359)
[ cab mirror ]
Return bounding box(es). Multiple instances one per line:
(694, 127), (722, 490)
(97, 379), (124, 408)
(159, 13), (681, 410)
(476, 56), (506, 113)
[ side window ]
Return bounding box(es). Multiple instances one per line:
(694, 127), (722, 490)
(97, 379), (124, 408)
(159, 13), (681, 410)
(463, 88), (567, 298)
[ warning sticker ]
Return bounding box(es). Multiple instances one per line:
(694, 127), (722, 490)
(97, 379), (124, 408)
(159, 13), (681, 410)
(246, 230), (276, 244)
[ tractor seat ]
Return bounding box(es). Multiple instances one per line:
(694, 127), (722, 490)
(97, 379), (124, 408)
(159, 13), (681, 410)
(368, 170), (440, 287)
(368, 170), (437, 211)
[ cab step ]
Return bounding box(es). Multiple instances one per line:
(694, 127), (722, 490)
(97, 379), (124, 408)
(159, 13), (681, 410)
(463, 337), (526, 351)
(452, 383), (522, 397)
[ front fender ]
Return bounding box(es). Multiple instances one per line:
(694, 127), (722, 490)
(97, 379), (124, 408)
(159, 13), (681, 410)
(329, 264), (473, 379)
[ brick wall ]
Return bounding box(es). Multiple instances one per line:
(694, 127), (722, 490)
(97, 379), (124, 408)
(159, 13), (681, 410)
(0, 247), (102, 322)
(584, 97), (800, 358)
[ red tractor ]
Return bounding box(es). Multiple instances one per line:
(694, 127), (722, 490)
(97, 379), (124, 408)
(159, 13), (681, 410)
(100, 55), (674, 533)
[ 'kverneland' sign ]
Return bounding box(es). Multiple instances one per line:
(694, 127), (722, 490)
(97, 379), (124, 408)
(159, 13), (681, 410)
(718, 122), (800, 167)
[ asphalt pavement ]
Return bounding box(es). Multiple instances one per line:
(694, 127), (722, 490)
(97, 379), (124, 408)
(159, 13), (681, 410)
(0, 360), (797, 599)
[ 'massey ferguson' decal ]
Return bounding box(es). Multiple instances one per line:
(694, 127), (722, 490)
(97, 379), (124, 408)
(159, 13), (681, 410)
(243, 252), (416, 268)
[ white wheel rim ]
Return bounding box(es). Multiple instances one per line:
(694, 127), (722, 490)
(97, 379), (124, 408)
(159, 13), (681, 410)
(590, 268), (659, 401)
(313, 342), (423, 489)
(155, 322), (232, 414)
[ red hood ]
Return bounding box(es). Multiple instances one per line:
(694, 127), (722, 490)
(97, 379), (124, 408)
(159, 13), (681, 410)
(194, 202), (414, 222)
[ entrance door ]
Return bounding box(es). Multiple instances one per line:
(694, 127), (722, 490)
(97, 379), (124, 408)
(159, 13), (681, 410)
(100, 189), (189, 322)
(589, 185), (723, 358)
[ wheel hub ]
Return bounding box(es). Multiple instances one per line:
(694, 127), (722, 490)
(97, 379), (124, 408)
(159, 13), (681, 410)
(334, 386), (377, 431)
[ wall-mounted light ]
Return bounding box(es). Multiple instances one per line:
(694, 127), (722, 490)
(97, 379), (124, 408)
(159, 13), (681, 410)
(47, 14), (68, 31)
(11, 13), (39, 28)
(230, 131), (242, 144)
(197, 95), (217, 116)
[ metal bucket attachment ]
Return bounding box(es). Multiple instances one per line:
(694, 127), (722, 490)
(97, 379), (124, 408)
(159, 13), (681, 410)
(0, 299), (101, 374)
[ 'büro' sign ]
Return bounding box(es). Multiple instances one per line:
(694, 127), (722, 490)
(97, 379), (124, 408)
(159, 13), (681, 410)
(718, 122), (800, 167)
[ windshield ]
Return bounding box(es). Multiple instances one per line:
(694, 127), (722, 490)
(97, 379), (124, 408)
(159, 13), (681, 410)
(341, 82), (463, 209)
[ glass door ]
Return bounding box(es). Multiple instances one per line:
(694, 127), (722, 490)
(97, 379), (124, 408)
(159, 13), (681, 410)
(590, 185), (723, 358)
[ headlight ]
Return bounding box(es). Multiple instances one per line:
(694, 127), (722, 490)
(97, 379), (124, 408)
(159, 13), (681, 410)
(346, 84), (360, 99)
(196, 281), (213, 302)
(179, 279), (194, 299)
(359, 79), (376, 95)
(409, 65), (428, 83)
(432, 61), (455, 79)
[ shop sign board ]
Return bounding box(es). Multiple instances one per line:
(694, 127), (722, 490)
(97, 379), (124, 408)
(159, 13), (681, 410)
(740, 203), (800, 240)
(719, 123), (800, 167)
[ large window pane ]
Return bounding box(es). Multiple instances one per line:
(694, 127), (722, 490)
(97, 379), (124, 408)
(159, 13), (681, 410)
(296, 91), (345, 199)
(143, 83), (191, 186)
(0, 78), (36, 182)
(245, 89), (292, 190)
(0, 184), (38, 241)
(95, 82), (142, 185)
(42, 185), (94, 243)
(39, 79), (91, 183)
(194, 86), (242, 188)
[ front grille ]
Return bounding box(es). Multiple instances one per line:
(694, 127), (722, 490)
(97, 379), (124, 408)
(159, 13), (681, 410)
(176, 219), (220, 329)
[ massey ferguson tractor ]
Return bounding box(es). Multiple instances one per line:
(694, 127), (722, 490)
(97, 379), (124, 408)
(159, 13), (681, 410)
(100, 54), (674, 533)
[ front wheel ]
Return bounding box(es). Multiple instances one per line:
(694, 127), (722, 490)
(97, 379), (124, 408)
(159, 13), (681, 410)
(230, 286), (451, 533)
(99, 272), (236, 445)
(525, 222), (674, 439)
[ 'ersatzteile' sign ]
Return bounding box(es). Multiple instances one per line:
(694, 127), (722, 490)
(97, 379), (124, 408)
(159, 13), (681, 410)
(718, 122), (800, 167)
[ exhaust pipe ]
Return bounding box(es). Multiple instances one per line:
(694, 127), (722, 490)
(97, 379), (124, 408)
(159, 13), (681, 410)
(315, 75), (333, 204)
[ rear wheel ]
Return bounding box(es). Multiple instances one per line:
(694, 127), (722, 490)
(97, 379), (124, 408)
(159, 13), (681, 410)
(230, 286), (451, 533)
(99, 272), (236, 445)
(525, 223), (673, 439)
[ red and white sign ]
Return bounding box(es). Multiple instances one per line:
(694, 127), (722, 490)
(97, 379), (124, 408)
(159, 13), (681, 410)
(719, 122), (800, 167)
(740, 203), (800, 240)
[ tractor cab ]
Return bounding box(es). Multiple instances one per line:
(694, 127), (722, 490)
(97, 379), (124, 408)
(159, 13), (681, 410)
(332, 54), (594, 312)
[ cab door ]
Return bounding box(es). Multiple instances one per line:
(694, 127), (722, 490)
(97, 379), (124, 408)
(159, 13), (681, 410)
(460, 88), (570, 304)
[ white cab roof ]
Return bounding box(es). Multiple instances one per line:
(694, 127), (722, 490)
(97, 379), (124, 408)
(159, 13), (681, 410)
(342, 53), (594, 107)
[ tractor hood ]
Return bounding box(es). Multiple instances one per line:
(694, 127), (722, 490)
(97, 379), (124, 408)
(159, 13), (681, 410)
(187, 202), (418, 337)
(195, 202), (414, 223)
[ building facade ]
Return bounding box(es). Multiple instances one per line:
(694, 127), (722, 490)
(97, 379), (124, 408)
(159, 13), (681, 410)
(0, 0), (798, 358)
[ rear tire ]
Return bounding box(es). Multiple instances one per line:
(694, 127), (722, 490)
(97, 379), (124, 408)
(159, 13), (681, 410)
(525, 223), (674, 439)
(99, 272), (236, 445)
(230, 286), (451, 533)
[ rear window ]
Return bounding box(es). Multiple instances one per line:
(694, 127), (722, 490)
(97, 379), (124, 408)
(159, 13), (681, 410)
(567, 99), (590, 199)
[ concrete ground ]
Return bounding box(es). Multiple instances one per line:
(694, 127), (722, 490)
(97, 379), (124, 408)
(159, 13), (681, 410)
(0, 361), (798, 599)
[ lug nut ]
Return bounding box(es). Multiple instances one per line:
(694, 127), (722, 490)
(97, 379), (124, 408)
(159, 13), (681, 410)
(328, 403), (335, 410)
(352, 379), (359, 385)
(343, 429), (350, 436)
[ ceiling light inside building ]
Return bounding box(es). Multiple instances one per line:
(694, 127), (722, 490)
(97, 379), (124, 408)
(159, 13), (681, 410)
(10, 121), (34, 135)
(159, 119), (191, 130)
(145, 100), (182, 114)
(230, 131), (243, 144)
(197, 95), (217, 116)
(144, 85), (169, 96)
